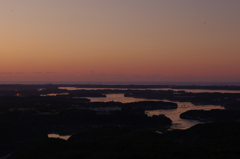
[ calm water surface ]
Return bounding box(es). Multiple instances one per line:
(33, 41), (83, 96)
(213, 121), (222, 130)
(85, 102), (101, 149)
(146, 102), (224, 130)
(48, 134), (71, 140)
(89, 94), (224, 130)
(49, 93), (224, 140)
(88, 94), (160, 103)
(49, 88), (227, 139)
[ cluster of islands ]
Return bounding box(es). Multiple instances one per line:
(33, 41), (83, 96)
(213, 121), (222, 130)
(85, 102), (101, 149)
(0, 84), (240, 159)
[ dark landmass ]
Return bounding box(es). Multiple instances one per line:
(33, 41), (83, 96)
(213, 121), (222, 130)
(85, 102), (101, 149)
(125, 90), (240, 106)
(0, 84), (239, 107)
(224, 102), (240, 109)
(7, 122), (240, 159)
(0, 95), (173, 157)
(0, 84), (240, 158)
(123, 101), (177, 110)
(68, 90), (106, 97)
(180, 109), (240, 122)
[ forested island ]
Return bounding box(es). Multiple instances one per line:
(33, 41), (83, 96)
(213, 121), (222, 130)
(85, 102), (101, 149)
(0, 84), (240, 158)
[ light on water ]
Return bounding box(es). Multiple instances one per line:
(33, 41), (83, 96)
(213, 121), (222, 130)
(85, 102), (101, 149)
(48, 134), (71, 140)
(89, 93), (225, 130)
(48, 87), (228, 140)
(146, 102), (224, 130)
(48, 97), (225, 139)
(88, 94), (160, 103)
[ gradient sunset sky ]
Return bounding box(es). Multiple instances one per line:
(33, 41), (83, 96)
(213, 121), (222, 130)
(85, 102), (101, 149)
(1, 0), (240, 83)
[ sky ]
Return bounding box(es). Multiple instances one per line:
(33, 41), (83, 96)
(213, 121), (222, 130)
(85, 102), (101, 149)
(1, 0), (240, 84)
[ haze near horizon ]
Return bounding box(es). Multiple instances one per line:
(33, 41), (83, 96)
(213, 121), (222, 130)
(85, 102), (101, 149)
(1, 0), (240, 83)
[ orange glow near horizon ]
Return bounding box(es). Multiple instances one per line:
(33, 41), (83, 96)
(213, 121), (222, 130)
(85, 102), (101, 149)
(1, 0), (240, 83)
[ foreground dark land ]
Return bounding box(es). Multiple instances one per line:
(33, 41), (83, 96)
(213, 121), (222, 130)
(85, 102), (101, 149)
(7, 122), (240, 159)
(0, 84), (240, 158)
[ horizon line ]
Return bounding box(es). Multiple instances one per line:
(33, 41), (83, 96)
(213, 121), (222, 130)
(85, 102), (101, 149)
(0, 81), (240, 86)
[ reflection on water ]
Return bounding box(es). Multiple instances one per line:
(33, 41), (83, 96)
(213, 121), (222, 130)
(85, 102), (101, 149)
(48, 134), (71, 140)
(89, 94), (225, 130)
(146, 102), (224, 130)
(88, 94), (160, 103)
(48, 93), (225, 139)
(41, 93), (69, 96)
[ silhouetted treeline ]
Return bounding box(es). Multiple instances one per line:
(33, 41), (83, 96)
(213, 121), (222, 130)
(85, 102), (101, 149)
(0, 96), (174, 157)
(1, 84), (240, 158)
(125, 90), (240, 106)
(7, 122), (240, 159)
(180, 109), (240, 121)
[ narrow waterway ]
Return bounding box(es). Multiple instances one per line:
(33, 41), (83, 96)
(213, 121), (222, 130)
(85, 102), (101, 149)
(49, 93), (224, 140)
(88, 94), (224, 130)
